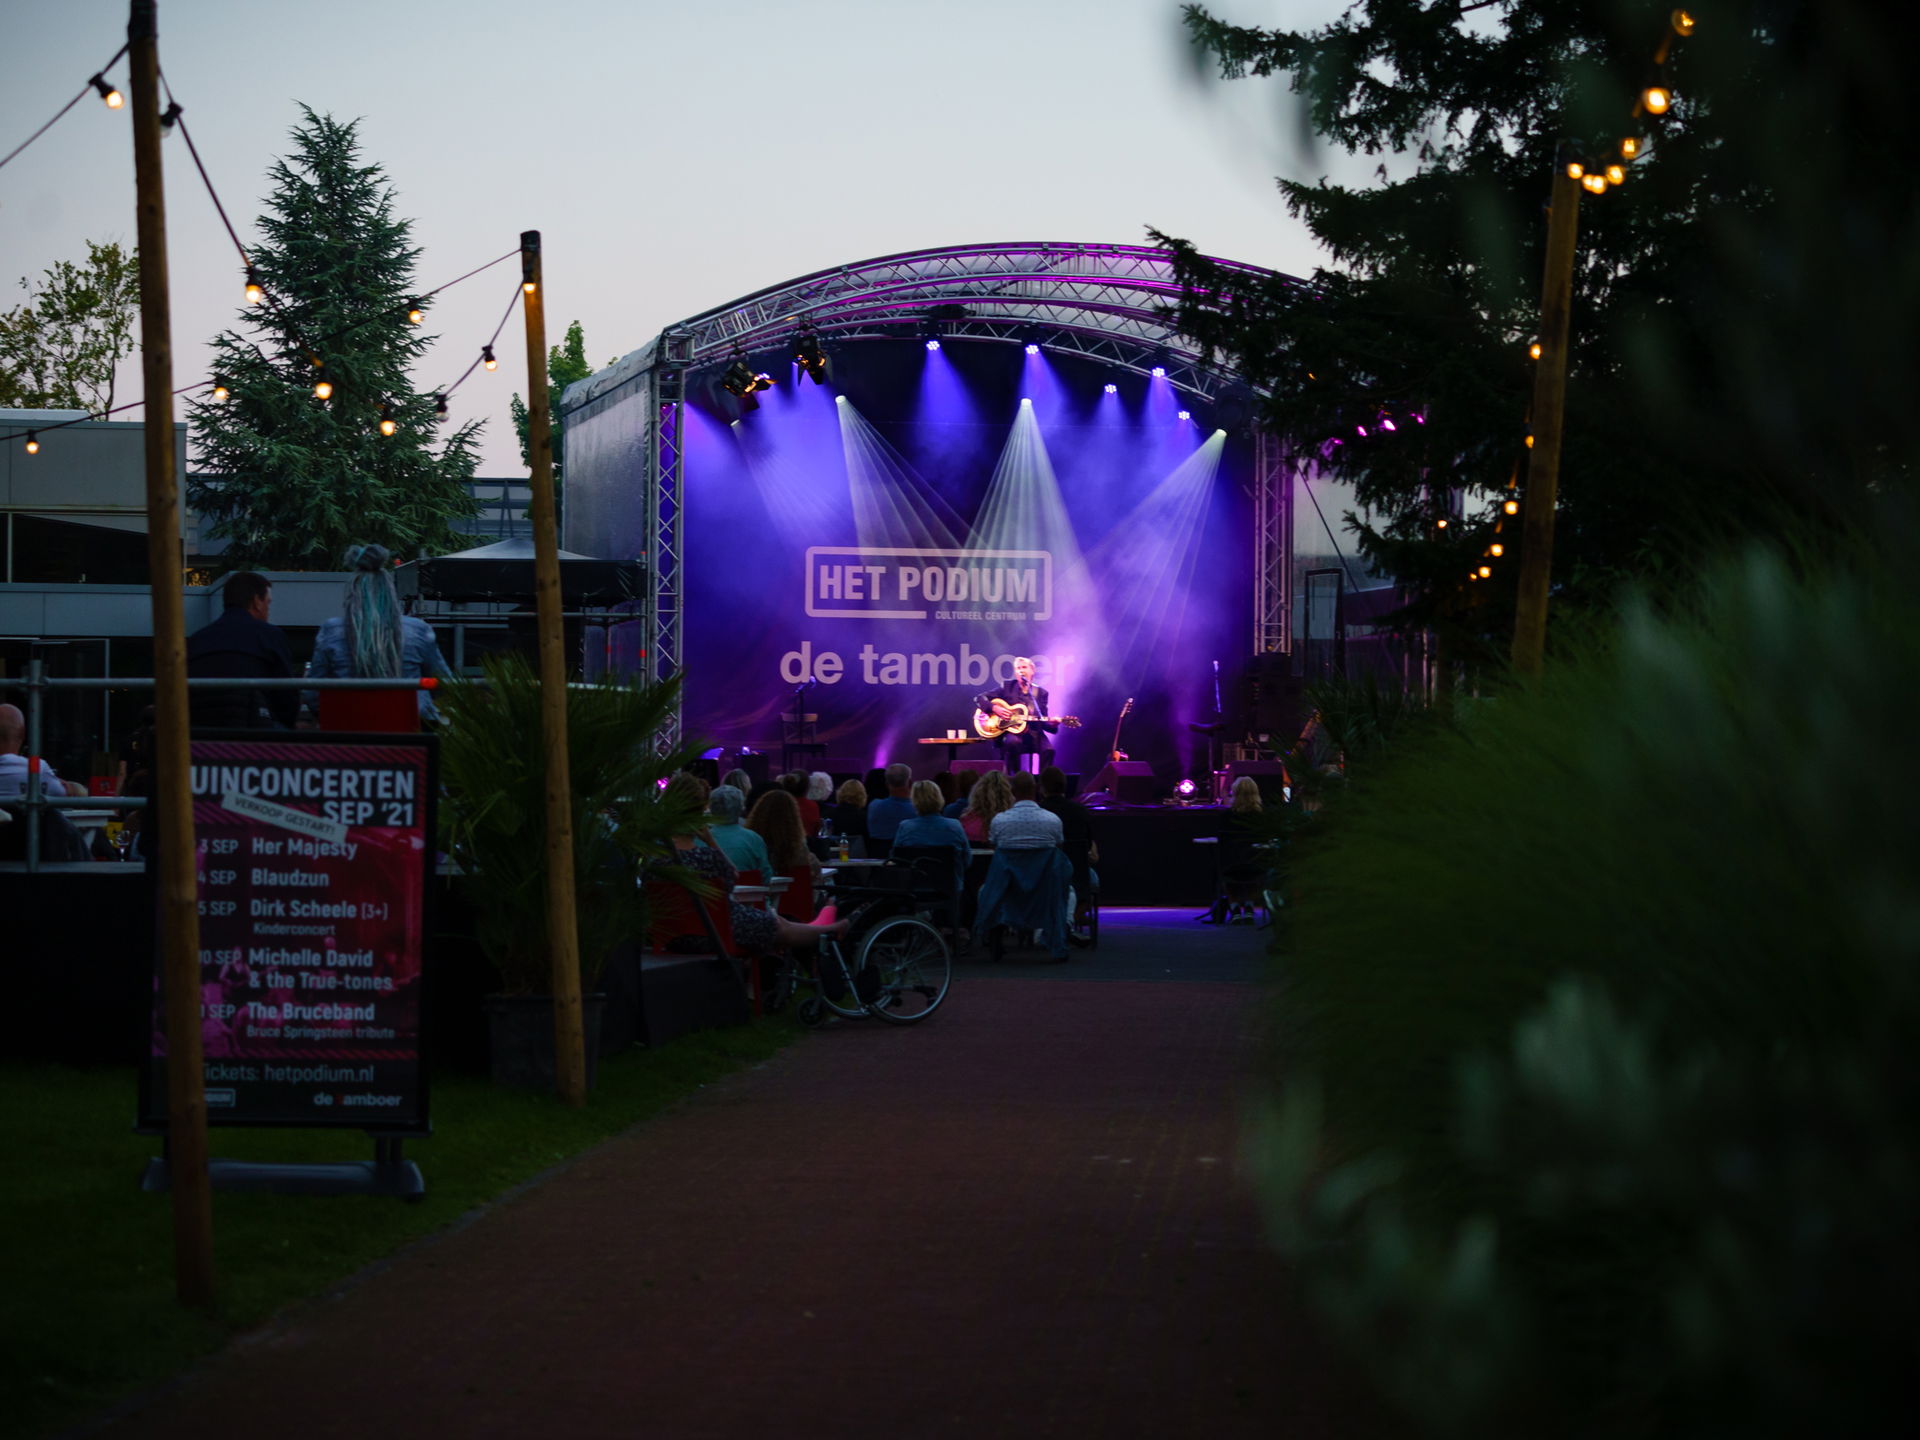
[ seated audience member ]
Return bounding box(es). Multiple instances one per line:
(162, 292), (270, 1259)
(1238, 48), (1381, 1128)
(778, 771), (822, 835)
(942, 768), (977, 819)
(721, 767), (754, 796)
(807, 771), (835, 810)
(974, 772), (1073, 962)
(989, 770), (1066, 850)
(185, 570), (298, 730)
(1216, 776), (1273, 920)
(705, 784), (771, 877)
(827, 778), (869, 851)
(865, 763), (916, 845)
(747, 788), (822, 881)
(0, 703), (71, 799)
(661, 799), (845, 957)
(1040, 765), (1100, 926)
(959, 768), (1014, 843)
(893, 779), (970, 891)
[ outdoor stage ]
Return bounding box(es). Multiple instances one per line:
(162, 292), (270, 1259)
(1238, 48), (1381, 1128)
(562, 242), (1303, 794)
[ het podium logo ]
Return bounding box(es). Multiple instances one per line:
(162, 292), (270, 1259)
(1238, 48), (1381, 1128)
(805, 546), (1052, 622)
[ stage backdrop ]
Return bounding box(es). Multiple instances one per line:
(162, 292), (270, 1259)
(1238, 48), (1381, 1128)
(674, 341), (1251, 783)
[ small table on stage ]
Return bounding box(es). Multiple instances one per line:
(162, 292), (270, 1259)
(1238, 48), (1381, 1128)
(918, 735), (987, 767)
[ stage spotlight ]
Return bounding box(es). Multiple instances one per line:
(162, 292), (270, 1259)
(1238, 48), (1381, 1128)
(1177, 410), (1190, 421)
(1150, 365), (1167, 378)
(791, 333), (830, 384)
(1020, 397), (1032, 406)
(721, 361), (773, 397)
(1025, 344), (1039, 355)
(1103, 383), (1117, 395)
(1175, 778), (1198, 798)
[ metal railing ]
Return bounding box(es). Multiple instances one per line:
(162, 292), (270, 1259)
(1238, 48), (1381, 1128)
(1, 661), (444, 873)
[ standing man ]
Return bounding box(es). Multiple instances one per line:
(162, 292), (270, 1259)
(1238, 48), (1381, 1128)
(974, 656), (1066, 773)
(186, 572), (298, 729)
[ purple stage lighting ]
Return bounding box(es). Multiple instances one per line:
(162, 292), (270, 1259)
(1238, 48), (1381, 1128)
(1175, 778), (1198, 797)
(925, 339), (941, 352)
(1020, 397), (1032, 406)
(1024, 343), (1039, 355)
(1177, 410), (1191, 421)
(1151, 366), (1167, 378)
(1103, 383), (1117, 395)
(1356, 424), (1368, 437)
(1414, 413), (1427, 424)
(1382, 417), (1397, 431)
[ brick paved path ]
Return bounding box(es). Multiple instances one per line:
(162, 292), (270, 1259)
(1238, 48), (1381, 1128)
(98, 971), (1342, 1439)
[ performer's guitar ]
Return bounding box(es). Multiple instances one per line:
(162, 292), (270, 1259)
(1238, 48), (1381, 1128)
(973, 704), (1082, 739)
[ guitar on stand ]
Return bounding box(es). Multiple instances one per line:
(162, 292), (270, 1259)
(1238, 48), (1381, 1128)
(1107, 696), (1135, 761)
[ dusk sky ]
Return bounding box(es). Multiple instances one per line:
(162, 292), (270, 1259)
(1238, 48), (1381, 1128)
(2, 0), (1361, 474)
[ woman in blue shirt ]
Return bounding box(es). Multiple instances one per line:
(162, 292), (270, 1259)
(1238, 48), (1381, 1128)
(892, 780), (971, 891)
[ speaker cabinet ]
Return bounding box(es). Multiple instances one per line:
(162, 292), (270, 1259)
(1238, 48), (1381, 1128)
(1086, 760), (1158, 805)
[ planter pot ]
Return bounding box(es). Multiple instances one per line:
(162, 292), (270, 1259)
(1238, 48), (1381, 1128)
(484, 993), (608, 1092)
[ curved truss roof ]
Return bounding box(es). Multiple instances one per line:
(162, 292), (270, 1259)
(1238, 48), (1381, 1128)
(563, 241), (1299, 412)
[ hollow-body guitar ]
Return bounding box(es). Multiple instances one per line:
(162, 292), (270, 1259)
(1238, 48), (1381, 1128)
(972, 704), (1082, 740)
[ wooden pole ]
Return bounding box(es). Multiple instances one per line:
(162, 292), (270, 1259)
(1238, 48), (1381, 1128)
(1511, 163), (1582, 676)
(130, 0), (215, 1306)
(520, 231), (586, 1106)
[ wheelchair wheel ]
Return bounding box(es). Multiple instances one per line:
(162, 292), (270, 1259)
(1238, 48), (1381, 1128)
(814, 937), (869, 1019)
(857, 914), (952, 1024)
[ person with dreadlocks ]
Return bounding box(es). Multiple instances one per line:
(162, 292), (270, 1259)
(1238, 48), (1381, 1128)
(304, 543), (452, 727)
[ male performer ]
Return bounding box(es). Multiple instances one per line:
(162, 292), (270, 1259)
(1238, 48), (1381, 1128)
(974, 656), (1059, 773)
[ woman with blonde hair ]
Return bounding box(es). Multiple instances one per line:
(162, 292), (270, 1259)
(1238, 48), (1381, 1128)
(1229, 775), (1263, 813)
(959, 768), (1015, 843)
(826, 777), (869, 854)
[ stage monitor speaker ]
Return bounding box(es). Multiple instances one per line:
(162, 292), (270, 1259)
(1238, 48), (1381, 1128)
(1226, 758), (1290, 804)
(954, 759), (1003, 777)
(1085, 760), (1158, 805)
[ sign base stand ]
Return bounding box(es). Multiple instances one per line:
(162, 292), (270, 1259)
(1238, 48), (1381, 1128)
(141, 1138), (424, 1200)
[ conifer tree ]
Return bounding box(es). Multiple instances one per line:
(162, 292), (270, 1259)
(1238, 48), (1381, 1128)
(187, 107), (481, 570)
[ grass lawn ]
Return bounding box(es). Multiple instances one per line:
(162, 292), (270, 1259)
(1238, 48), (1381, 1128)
(0, 1018), (798, 1440)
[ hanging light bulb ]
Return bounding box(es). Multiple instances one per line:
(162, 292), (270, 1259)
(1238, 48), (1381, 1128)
(433, 392), (448, 418)
(1643, 85), (1672, 114)
(244, 268), (264, 305)
(1582, 173), (1609, 194)
(1605, 164), (1626, 185)
(1565, 161), (1585, 180)
(1503, 498), (1520, 515)
(378, 403), (397, 437)
(211, 381), (229, 401)
(1525, 434), (1535, 448)
(1671, 9), (1696, 36)
(406, 301), (426, 325)
(313, 367), (333, 399)
(1620, 135), (1642, 160)
(482, 345), (497, 371)
(1436, 517), (1449, 529)
(24, 431), (40, 455)
(90, 74), (123, 109)
(522, 281), (536, 295)
(1529, 342), (1543, 360)
(1478, 565), (1492, 579)
(1490, 543), (1505, 557)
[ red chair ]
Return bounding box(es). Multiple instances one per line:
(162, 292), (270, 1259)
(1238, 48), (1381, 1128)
(318, 687), (419, 732)
(776, 870), (815, 923)
(644, 878), (759, 1014)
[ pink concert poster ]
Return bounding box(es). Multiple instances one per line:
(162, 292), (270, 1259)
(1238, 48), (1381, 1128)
(143, 735), (435, 1130)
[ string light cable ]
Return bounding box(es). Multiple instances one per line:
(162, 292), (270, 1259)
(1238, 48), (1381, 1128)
(0, 43), (128, 174)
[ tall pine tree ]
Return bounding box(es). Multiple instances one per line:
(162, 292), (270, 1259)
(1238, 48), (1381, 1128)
(187, 108), (481, 570)
(1155, 2), (1915, 664)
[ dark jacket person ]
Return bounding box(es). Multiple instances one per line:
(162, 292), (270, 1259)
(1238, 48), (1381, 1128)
(185, 571), (298, 729)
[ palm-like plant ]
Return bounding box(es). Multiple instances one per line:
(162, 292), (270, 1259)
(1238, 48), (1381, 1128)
(435, 654), (698, 994)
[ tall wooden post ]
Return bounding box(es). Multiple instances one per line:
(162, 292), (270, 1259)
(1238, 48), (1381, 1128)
(520, 231), (586, 1106)
(130, 0), (215, 1306)
(1511, 163), (1582, 676)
